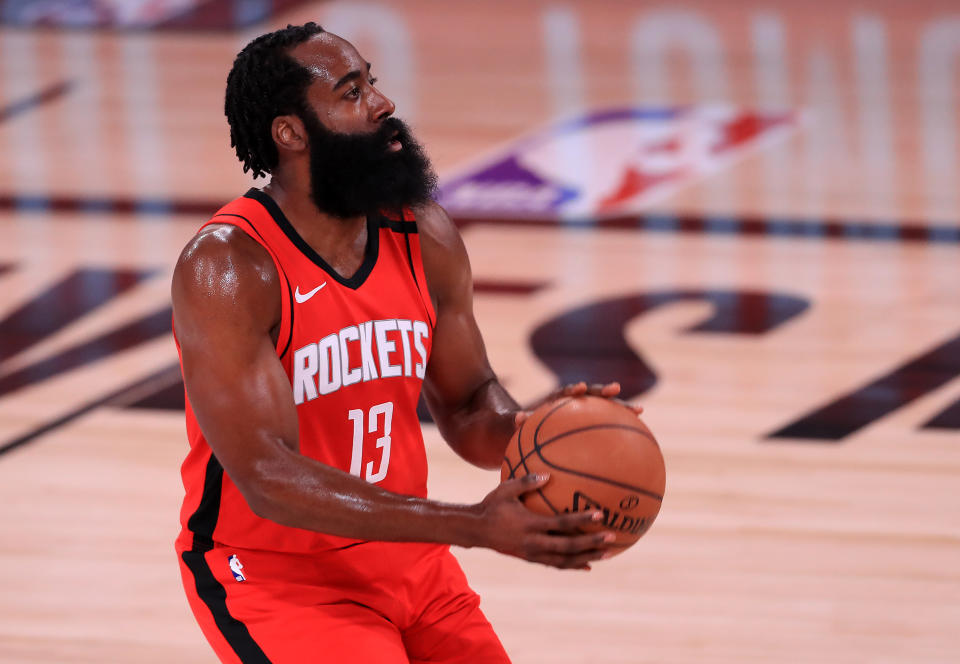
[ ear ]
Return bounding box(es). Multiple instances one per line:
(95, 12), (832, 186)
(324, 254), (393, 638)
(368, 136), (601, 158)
(271, 114), (308, 154)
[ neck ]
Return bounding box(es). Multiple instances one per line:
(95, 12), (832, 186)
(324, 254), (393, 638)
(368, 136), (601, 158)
(263, 173), (366, 229)
(262, 173), (369, 279)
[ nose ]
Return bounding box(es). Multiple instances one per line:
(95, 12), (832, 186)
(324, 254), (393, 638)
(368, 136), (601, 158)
(371, 87), (396, 123)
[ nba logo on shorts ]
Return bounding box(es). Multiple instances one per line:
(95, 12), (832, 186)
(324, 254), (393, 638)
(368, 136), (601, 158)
(228, 554), (245, 582)
(437, 106), (797, 220)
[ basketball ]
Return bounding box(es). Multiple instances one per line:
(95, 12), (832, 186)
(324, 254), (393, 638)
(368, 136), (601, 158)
(501, 396), (666, 556)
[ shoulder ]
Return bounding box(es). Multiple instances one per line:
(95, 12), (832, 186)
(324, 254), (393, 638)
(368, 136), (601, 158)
(172, 222), (280, 325)
(411, 201), (462, 251)
(410, 201), (471, 307)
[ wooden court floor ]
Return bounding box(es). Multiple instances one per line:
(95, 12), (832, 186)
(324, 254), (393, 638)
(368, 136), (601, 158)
(0, 1), (958, 662)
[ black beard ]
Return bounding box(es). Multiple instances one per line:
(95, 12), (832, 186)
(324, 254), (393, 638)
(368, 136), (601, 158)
(299, 112), (437, 219)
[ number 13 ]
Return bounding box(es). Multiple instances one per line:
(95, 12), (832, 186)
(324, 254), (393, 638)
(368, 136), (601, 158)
(347, 402), (393, 483)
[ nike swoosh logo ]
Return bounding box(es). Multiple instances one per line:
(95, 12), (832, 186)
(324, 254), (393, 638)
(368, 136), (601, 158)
(294, 282), (327, 303)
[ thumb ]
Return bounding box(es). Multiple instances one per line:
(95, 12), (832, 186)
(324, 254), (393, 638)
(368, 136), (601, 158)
(514, 410), (531, 426)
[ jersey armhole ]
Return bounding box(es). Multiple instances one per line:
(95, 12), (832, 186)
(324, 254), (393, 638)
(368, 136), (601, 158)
(202, 214), (295, 359)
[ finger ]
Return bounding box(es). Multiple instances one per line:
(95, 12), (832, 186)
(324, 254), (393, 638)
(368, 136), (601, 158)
(539, 509), (606, 533)
(576, 382), (620, 397)
(599, 382), (621, 397)
(498, 473), (550, 499)
(530, 530), (616, 556)
(561, 382), (587, 397)
(514, 410), (530, 426)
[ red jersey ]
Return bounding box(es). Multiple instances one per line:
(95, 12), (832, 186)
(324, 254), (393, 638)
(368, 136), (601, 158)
(176, 189), (436, 554)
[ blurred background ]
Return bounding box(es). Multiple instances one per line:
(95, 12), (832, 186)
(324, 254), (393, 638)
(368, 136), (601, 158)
(0, 1), (957, 662)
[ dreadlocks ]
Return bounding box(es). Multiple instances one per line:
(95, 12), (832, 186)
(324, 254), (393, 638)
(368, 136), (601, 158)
(224, 22), (325, 179)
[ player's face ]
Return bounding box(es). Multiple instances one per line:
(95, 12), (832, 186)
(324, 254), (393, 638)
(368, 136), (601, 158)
(290, 33), (396, 137)
(288, 34), (437, 218)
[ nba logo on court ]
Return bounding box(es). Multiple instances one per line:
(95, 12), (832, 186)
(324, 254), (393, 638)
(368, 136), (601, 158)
(228, 555), (245, 582)
(437, 106), (797, 220)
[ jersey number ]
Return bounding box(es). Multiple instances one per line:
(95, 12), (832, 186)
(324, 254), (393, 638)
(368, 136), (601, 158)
(347, 402), (393, 483)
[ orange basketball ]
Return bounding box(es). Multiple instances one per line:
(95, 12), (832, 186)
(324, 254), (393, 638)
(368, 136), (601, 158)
(501, 395), (666, 556)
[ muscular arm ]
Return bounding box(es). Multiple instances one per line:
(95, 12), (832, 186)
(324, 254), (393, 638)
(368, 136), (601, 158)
(416, 204), (636, 467)
(172, 221), (612, 568)
(173, 225), (478, 543)
(416, 203), (520, 469)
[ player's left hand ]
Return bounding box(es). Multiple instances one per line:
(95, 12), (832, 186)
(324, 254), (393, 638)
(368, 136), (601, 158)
(514, 381), (643, 427)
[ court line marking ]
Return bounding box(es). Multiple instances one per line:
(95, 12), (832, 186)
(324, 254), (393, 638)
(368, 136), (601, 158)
(0, 363), (181, 457)
(0, 80), (74, 125)
(0, 193), (956, 244)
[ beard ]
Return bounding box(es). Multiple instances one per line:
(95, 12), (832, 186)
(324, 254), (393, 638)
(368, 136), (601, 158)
(299, 111), (438, 219)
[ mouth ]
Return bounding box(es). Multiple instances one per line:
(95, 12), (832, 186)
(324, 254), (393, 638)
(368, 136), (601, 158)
(387, 131), (402, 152)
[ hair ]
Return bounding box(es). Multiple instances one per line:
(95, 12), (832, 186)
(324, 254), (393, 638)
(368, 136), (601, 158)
(224, 22), (325, 178)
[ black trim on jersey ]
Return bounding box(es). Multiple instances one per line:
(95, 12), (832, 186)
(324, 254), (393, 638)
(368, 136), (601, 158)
(210, 212), (295, 359)
(402, 231), (418, 285)
(244, 188), (379, 290)
(278, 279), (295, 359)
(374, 213), (420, 292)
(182, 454), (274, 663)
(379, 216), (415, 233)
(400, 224), (436, 330)
(185, 453), (224, 546)
(373, 209), (435, 330)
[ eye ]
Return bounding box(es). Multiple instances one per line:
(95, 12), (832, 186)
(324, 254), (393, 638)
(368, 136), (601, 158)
(369, 77), (378, 86)
(346, 86), (361, 99)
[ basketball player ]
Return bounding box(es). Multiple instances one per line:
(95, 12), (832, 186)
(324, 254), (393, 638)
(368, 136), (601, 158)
(172, 23), (626, 664)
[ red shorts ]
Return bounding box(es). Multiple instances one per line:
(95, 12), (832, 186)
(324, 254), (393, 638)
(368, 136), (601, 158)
(177, 540), (511, 664)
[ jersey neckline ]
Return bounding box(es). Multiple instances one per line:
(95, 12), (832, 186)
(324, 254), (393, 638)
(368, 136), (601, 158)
(244, 188), (380, 290)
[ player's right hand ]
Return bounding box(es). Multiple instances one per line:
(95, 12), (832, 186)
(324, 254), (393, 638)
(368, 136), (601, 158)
(472, 473), (616, 570)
